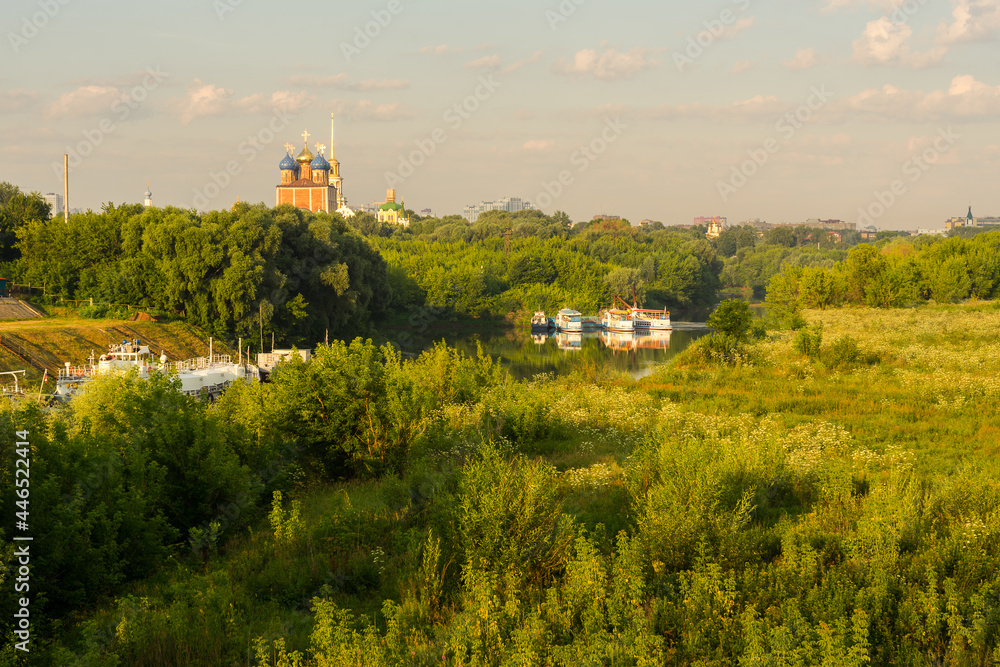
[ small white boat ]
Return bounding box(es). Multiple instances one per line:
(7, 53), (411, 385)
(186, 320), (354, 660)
(530, 311), (552, 332)
(555, 309), (583, 333)
(601, 308), (634, 333)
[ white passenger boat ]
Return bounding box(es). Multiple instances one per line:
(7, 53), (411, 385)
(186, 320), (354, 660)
(601, 308), (635, 333)
(55, 339), (259, 401)
(632, 308), (672, 332)
(555, 309), (583, 333)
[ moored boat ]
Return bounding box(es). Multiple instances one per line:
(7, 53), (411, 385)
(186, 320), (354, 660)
(632, 307), (672, 332)
(555, 309), (583, 333)
(601, 308), (635, 333)
(55, 339), (260, 401)
(531, 311), (552, 332)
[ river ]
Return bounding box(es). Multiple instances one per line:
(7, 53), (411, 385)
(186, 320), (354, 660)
(385, 323), (711, 380)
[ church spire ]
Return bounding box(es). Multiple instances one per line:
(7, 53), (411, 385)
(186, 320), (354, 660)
(330, 114), (337, 162)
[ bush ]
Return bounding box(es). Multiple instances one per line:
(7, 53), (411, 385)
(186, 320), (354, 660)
(793, 325), (823, 359)
(676, 333), (757, 367)
(707, 299), (755, 343)
(824, 334), (860, 369)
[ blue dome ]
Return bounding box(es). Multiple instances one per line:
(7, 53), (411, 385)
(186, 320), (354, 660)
(279, 155), (297, 170)
(310, 154), (330, 170)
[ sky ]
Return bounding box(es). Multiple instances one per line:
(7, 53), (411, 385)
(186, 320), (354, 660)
(1, 0), (999, 230)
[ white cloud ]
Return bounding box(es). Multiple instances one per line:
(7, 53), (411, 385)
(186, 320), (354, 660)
(350, 79), (410, 91)
(420, 44), (463, 55)
(466, 55), (502, 70)
(937, 0), (1000, 44)
(732, 60), (753, 73)
(235, 91), (312, 114)
(784, 47), (821, 70)
(172, 80), (312, 124)
(175, 79), (234, 124)
(45, 85), (122, 118)
(554, 47), (660, 81)
(0, 89), (39, 113)
(504, 50), (544, 73)
(721, 16), (756, 39)
(847, 74), (1000, 120)
(522, 140), (555, 151)
(329, 99), (415, 122)
(852, 18), (947, 67)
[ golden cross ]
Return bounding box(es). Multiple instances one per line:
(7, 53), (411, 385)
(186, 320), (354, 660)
(301, 129), (310, 145)
(315, 143), (326, 156)
(284, 142), (294, 154)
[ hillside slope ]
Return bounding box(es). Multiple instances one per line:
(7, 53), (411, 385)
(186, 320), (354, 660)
(0, 317), (235, 380)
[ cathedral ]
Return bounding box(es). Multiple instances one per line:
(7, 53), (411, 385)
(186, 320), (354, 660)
(275, 114), (354, 217)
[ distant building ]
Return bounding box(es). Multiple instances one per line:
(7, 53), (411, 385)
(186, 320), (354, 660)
(859, 225), (878, 241)
(803, 218), (856, 232)
(464, 196), (536, 222)
(947, 205), (1000, 230)
(420, 208), (433, 218)
(593, 214), (622, 222)
(639, 219), (654, 227)
(377, 189), (410, 226)
(696, 216), (727, 238)
(143, 184), (153, 208)
(43, 192), (63, 217)
(276, 130), (339, 214)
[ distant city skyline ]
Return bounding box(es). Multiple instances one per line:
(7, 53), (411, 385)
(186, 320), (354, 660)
(2, 0), (999, 229)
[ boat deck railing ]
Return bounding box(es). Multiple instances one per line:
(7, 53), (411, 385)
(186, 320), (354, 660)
(57, 366), (92, 380)
(170, 355), (233, 373)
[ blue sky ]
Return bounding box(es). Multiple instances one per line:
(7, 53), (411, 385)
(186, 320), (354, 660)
(2, 0), (999, 229)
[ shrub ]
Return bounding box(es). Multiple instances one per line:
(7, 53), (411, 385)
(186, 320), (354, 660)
(824, 334), (860, 369)
(793, 324), (823, 359)
(707, 299), (755, 343)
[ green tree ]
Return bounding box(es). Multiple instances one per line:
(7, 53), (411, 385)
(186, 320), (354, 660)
(0, 182), (51, 261)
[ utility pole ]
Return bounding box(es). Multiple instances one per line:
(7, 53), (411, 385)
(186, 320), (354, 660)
(63, 154), (69, 223)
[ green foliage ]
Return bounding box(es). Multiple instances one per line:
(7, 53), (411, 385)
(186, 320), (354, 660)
(270, 490), (304, 544)
(707, 299), (755, 343)
(9, 202), (389, 345)
(459, 443), (572, 587)
(764, 233), (1000, 311)
(371, 223), (722, 321)
(794, 324), (823, 359)
(20, 303), (1000, 666)
(0, 181), (51, 261)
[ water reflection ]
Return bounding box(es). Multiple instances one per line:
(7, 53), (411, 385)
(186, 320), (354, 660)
(403, 323), (711, 380)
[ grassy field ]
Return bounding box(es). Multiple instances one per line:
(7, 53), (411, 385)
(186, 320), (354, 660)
(23, 303), (1000, 665)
